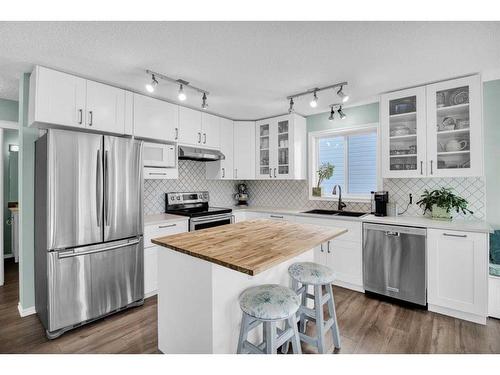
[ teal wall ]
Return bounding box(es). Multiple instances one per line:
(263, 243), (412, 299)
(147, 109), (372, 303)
(0, 99), (19, 122)
(484, 79), (500, 230)
(306, 102), (379, 133)
(3, 129), (18, 255)
(19, 73), (37, 309)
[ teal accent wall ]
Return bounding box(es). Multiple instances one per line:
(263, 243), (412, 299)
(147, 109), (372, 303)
(19, 73), (37, 309)
(0, 99), (19, 122)
(306, 102), (379, 133)
(484, 79), (500, 230)
(3, 129), (18, 255)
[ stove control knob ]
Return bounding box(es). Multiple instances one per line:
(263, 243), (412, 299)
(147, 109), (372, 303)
(176, 196), (181, 200)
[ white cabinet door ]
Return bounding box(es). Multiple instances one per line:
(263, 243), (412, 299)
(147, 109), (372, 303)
(426, 75), (482, 177)
(427, 229), (488, 319)
(234, 121), (256, 179)
(179, 106), (202, 146)
(255, 119), (273, 179)
(275, 116), (292, 179)
(29, 66), (86, 128)
(85, 80), (125, 134)
(381, 86), (427, 178)
(327, 239), (363, 289)
(133, 94), (179, 141)
(201, 113), (220, 149)
(207, 118), (233, 179)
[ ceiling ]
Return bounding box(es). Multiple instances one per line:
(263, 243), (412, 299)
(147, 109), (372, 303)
(0, 21), (499, 120)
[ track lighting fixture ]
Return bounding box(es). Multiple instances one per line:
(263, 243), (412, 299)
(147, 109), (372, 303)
(288, 98), (294, 114)
(201, 93), (208, 110)
(145, 74), (158, 93)
(328, 107), (335, 121)
(178, 84), (187, 101)
(310, 91), (318, 108)
(337, 86), (349, 103)
(338, 106), (346, 120)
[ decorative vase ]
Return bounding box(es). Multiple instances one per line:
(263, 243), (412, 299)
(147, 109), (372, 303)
(312, 187), (322, 197)
(431, 204), (452, 220)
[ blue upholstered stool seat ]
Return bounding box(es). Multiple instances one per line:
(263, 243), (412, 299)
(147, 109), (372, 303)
(238, 284), (301, 321)
(288, 261), (336, 285)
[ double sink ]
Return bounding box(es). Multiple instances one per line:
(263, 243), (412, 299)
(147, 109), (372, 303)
(301, 209), (368, 218)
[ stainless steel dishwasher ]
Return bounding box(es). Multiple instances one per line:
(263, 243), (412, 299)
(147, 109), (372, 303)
(363, 223), (427, 306)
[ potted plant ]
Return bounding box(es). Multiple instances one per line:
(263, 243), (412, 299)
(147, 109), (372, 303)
(312, 162), (334, 197)
(416, 187), (473, 220)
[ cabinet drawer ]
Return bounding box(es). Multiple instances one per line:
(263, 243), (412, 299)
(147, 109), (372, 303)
(262, 213), (295, 221)
(296, 216), (361, 243)
(145, 221), (188, 248)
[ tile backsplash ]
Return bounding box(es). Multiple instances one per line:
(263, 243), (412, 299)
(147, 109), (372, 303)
(144, 161), (486, 221)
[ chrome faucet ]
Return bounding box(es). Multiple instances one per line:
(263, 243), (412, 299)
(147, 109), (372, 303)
(332, 185), (347, 211)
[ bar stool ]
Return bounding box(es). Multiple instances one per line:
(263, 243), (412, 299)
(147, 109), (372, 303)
(237, 284), (302, 354)
(287, 262), (341, 354)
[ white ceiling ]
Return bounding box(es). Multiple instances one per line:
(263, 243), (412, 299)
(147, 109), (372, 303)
(0, 21), (499, 119)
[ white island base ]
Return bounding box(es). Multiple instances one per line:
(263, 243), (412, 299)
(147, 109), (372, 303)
(157, 247), (314, 354)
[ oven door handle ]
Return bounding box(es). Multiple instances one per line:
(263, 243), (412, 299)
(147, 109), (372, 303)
(189, 214), (234, 231)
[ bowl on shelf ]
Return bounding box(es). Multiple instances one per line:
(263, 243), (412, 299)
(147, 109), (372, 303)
(438, 117), (456, 132)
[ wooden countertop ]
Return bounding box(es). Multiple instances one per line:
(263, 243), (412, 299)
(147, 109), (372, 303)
(152, 219), (348, 276)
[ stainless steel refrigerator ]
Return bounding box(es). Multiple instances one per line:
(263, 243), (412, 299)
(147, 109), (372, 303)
(34, 129), (144, 339)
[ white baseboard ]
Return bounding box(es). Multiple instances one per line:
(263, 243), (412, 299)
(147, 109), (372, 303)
(428, 304), (486, 325)
(333, 279), (365, 293)
(144, 290), (158, 299)
(3, 253), (13, 259)
(18, 302), (36, 317)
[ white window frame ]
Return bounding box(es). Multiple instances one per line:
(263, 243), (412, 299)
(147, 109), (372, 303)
(308, 122), (381, 202)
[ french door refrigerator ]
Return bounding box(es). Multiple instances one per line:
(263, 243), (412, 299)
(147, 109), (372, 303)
(34, 129), (144, 339)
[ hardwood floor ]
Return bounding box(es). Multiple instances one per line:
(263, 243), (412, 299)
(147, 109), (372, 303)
(1, 257), (500, 354)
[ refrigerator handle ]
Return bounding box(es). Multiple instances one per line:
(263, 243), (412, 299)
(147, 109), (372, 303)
(58, 239), (141, 259)
(96, 149), (103, 227)
(104, 150), (110, 226)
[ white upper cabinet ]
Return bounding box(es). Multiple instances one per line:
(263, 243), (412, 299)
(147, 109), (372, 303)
(178, 106), (202, 146)
(234, 121), (256, 180)
(29, 66), (86, 128)
(206, 118), (234, 179)
(256, 114), (306, 180)
(28, 66), (128, 135)
(381, 75), (483, 178)
(133, 93), (179, 142)
(426, 75), (482, 177)
(201, 113), (220, 149)
(85, 80), (125, 134)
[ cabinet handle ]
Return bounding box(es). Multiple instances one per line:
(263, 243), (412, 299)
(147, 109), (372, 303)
(203, 133), (207, 144)
(78, 109), (83, 125)
(88, 111), (93, 126)
(274, 168), (277, 178)
(320, 243), (324, 253)
(430, 160), (433, 175)
(269, 169), (272, 178)
(270, 215), (283, 219)
(149, 172), (167, 176)
(235, 168), (238, 179)
(443, 233), (467, 238)
(159, 223), (177, 229)
(222, 167), (225, 178)
(420, 161), (423, 175)
(175, 128), (179, 140)
(327, 241), (331, 254)
(198, 132), (201, 143)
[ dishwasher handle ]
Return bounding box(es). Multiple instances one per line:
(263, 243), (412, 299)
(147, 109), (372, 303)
(363, 222), (427, 237)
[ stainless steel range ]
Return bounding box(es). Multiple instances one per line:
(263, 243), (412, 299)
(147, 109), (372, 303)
(165, 191), (234, 231)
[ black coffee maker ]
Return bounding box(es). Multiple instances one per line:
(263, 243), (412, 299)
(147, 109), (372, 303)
(371, 191), (389, 216)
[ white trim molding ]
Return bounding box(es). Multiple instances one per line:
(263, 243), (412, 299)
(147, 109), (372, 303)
(18, 302), (36, 317)
(0, 120), (19, 130)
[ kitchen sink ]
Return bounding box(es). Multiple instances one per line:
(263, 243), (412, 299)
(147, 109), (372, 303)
(301, 209), (368, 218)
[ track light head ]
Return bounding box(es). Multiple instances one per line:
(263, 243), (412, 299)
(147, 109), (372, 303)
(337, 86), (349, 103)
(178, 84), (187, 101)
(146, 74), (158, 93)
(201, 93), (208, 110)
(338, 106), (346, 120)
(288, 98), (295, 114)
(310, 91), (318, 108)
(328, 107), (335, 121)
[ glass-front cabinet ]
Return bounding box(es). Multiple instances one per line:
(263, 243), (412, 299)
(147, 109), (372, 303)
(381, 75), (482, 178)
(426, 75), (482, 177)
(255, 114), (307, 180)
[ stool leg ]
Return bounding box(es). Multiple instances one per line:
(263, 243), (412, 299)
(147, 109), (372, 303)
(237, 312), (251, 354)
(327, 284), (341, 349)
(314, 284), (326, 354)
(299, 283), (307, 334)
(288, 314), (302, 354)
(264, 321), (277, 354)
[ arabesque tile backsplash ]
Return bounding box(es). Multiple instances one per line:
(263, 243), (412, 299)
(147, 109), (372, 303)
(144, 160), (485, 220)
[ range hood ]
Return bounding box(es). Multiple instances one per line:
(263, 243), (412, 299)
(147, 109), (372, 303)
(178, 145), (225, 162)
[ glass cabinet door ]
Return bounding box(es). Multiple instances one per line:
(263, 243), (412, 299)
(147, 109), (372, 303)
(276, 119), (290, 178)
(257, 122), (271, 178)
(381, 87), (427, 178)
(426, 75), (481, 177)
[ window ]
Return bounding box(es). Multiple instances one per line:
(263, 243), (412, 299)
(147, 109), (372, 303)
(310, 125), (379, 200)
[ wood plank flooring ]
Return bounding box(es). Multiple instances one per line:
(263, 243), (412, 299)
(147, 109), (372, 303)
(1, 258), (500, 354)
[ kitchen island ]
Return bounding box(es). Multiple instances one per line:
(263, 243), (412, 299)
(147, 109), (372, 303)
(152, 219), (347, 354)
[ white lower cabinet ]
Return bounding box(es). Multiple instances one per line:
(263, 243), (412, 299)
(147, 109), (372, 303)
(144, 219), (188, 297)
(427, 228), (488, 324)
(295, 216), (363, 292)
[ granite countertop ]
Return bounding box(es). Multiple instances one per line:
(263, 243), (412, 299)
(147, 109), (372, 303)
(144, 213), (189, 226)
(152, 219), (347, 276)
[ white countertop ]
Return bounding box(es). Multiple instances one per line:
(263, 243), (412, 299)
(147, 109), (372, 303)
(144, 213), (188, 226)
(234, 206), (493, 234)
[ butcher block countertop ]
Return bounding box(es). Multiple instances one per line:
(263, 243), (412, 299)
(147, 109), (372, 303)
(151, 219), (348, 276)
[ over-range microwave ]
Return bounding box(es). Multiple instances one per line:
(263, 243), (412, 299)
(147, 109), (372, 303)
(143, 142), (176, 168)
